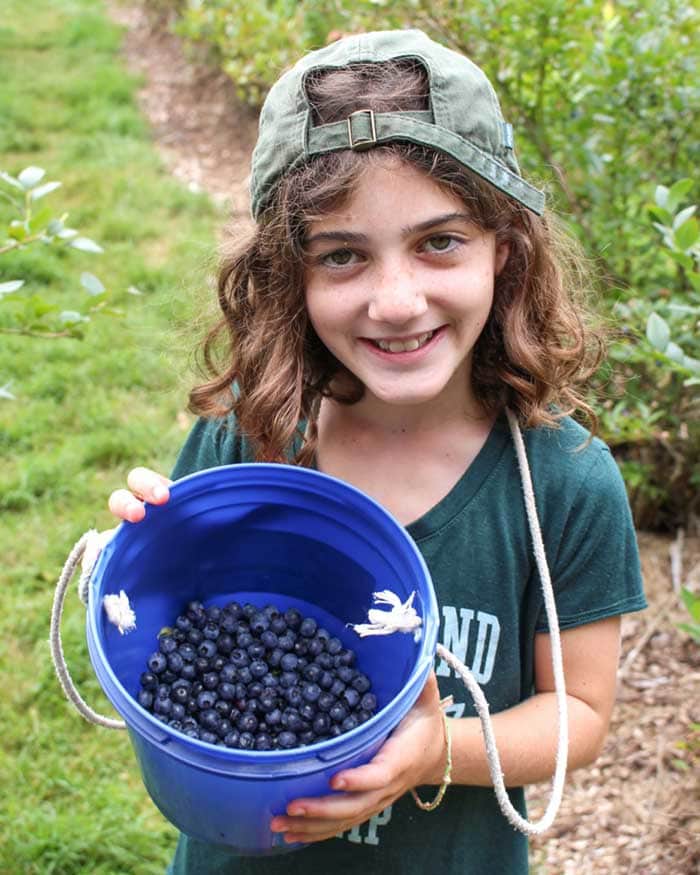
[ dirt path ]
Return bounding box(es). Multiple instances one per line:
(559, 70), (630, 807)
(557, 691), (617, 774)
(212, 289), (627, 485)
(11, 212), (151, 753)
(108, 5), (700, 872)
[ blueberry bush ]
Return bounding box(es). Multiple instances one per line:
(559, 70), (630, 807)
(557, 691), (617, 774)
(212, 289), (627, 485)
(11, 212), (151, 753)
(165, 0), (700, 528)
(0, 165), (128, 398)
(599, 181), (700, 528)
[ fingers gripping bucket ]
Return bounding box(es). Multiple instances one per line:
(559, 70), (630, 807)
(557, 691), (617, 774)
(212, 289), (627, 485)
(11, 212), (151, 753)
(85, 464), (438, 854)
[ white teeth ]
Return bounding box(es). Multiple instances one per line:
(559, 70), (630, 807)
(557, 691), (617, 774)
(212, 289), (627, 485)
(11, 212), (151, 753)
(376, 330), (434, 353)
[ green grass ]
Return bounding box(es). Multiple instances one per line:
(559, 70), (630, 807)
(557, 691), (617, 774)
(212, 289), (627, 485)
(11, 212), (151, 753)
(0, 1), (225, 871)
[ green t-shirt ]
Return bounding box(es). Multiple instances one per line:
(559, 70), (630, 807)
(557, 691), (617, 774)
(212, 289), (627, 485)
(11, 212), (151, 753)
(167, 412), (646, 875)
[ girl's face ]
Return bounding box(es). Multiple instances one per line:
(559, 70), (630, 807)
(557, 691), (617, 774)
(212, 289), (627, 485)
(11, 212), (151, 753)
(303, 159), (509, 414)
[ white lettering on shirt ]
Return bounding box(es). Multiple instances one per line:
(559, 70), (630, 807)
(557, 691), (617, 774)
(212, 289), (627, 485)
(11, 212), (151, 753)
(436, 605), (500, 684)
(340, 805), (393, 846)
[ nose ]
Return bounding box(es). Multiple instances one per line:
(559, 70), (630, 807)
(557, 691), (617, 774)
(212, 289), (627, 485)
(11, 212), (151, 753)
(367, 262), (428, 325)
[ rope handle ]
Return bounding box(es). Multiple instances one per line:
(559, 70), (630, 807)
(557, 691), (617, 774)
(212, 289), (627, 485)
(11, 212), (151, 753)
(49, 531), (126, 730)
(351, 409), (568, 836)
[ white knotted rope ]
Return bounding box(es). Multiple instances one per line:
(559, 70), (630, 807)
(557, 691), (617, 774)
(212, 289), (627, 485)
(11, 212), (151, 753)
(350, 408), (568, 836)
(50, 530), (126, 730)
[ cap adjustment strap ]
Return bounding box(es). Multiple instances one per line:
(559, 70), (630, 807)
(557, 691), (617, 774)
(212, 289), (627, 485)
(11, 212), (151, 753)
(305, 111), (545, 215)
(347, 109), (377, 150)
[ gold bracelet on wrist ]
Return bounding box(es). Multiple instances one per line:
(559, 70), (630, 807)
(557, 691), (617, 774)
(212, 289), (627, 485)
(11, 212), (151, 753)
(410, 708), (453, 812)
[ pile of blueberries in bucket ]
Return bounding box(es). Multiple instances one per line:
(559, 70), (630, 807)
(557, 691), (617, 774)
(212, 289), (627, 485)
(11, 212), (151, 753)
(138, 600), (378, 750)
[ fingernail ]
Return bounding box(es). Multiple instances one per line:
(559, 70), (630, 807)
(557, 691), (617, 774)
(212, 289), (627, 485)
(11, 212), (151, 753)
(287, 804), (305, 817)
(332, 778), (346, 791)
(153, 485), (168, 501)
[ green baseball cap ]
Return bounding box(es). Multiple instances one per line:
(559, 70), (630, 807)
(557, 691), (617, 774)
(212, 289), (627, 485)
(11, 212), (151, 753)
(250, 29), (545, 219)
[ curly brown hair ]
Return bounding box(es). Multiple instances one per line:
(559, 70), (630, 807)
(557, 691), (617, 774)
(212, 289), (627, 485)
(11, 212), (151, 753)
(189, 60), (604, 465)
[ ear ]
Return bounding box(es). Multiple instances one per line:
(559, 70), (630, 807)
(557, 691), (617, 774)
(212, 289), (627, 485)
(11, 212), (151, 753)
(495, 241), (510, 277)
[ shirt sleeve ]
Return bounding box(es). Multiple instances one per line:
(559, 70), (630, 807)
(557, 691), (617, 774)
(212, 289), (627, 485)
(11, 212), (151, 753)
(170, 416), (244, 480)
(536, 446), (647, 632)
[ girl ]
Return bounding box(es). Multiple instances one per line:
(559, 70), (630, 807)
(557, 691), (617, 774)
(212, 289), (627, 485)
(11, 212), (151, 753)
(107, 30), (646, 875)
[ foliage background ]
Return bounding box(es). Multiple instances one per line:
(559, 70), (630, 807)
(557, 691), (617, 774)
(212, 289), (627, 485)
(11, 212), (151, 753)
(174, 0), (700, 529)
(0, 0), (218, 870)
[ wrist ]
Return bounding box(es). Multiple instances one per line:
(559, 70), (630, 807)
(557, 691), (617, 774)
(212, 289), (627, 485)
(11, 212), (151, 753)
(411, 711), (453, 810)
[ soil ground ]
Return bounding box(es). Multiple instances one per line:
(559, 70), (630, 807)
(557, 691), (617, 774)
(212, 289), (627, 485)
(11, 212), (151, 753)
(108, 4), (700, 871)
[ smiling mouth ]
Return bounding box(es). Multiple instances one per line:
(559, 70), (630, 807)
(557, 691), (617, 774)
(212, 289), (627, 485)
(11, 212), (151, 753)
(370, 330), (436, 353)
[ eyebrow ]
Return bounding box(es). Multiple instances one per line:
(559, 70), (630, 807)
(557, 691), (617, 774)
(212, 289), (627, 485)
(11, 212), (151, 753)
(304, 212), (476, 247)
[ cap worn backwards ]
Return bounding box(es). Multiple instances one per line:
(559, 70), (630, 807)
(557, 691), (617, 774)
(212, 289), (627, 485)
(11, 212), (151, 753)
(249, 29), (545, 219)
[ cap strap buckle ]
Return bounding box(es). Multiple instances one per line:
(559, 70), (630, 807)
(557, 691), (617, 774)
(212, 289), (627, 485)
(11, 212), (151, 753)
(347, 109), (377, 151)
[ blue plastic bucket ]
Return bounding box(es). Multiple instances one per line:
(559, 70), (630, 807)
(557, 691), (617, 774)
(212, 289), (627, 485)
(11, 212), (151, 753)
(86, 464), (438, 854)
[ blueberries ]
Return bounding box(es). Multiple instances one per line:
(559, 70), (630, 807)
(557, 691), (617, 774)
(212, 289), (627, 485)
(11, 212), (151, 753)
(137, 599), (377, 751)
(255, 733), (273, 751)
(153, 697), (172, 716)
(147, 652), (167, 674)
(218, 682), (236, 701)
(224, 730), (240, 747)
(270, 615), (287, 635)
(172, 685), (190, 705)
(284, 608), (302, 630)
(140, 671), (158, 690)
(302, 682), (321, 703)
(171, 702), (186, 721)
(178, 643), (197, 663)
(343, 688), (361, 709)
(237, 712), (258, 734)
(159, 635), (178, 655)
(168, 653), (184, 674)
(327, 637), (342, 655)
(217, 634), (234, 654)
(198, 640), (218, 660)
(313, 713), (331, 735)
(280, 653), (298, 672)
(249, 660), (268, 679)
(202, 672), (220, 691)
(317, 692), (336, 713)
(180, 663), (197, 682)
(215, 699), (233, 718)
(299, 617), (317, 638)
(278, 633), (295, 652)
(278, 730), (298, 749)
(187, 628), (204, 646)
(224, 601), (243, 620)
(175, 614), (192, 633)
(220, 664), (237, 684)
(196, 690), (217, 711)
(250, 613), (270, 635)
(329, 702), (348, 723)
(352, 674), (371, 694)
(360, 693), (377, 711)
(230, 649), (249, 669)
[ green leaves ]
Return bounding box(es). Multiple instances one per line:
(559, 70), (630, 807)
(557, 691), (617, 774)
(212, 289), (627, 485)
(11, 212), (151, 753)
(69, 236), (103, 253)
(0, 280), (24, 295)
(678, 587), (700, 643)
(656, 179), (695, 214)
(0, 165), (121, 367)
(80, 272), (105, 296)
(17, 166), (46, 189)
(646, 312), (670, 352)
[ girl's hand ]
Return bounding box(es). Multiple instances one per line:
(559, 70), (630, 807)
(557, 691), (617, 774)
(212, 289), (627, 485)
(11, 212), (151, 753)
(270, 671), (447, 845)
(107, 467), (172, 523)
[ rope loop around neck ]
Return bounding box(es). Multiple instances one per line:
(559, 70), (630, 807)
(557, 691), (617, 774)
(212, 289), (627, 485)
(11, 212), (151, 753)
(352, 408), (568, 835)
